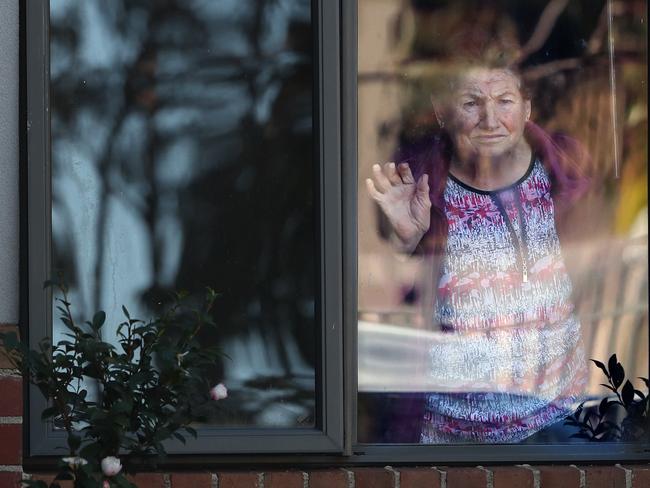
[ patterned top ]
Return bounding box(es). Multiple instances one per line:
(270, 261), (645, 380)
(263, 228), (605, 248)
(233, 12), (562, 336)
(421, 157), (588, 444)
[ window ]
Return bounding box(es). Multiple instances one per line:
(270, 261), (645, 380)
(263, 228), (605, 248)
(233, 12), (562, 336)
(25, 0), (344, 456)
(356, 0), (649, 460)
(23, 0), (649, 463)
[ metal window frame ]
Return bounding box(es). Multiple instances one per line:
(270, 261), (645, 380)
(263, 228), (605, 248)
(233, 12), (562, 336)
(21, 0), (650, 467)
(344, 0), (650, 464)
(22, 0), (344, 458)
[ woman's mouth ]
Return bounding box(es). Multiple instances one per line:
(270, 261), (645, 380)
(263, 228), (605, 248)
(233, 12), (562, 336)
(474, 134), (507, 142)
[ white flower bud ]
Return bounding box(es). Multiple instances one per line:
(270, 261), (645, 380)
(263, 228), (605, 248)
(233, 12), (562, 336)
(209, 383), (228, 401)
(100, 456), (122, 477)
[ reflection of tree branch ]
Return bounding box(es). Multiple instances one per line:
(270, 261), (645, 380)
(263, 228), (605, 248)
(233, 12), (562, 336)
(143, 108), (162, 290)
(91, 106), (129, 314)
(91, 10), (163, 313)
(515, 0), (569, 65)
(521, 57), (582, 81)
(358, 72), (408, 83)
(587, 3), (611, 55)
(244, 0), (295, 377)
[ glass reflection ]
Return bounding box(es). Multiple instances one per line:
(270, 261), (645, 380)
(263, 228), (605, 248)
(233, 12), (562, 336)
(358, 0), (648, 444)
(51, 0), (316, 428)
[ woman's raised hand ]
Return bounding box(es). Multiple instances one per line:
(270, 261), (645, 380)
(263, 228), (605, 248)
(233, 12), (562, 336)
(365, 162), (432, 253)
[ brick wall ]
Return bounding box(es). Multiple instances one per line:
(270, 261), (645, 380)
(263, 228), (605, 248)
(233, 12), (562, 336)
(14, 466), (650, 488)
(0, 323), (23, 488)
(3, 321), (650, 488)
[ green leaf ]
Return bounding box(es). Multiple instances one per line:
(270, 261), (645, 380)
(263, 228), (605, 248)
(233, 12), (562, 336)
(611, 362), (626, 389)
(41, 406), (59, 421)
(569, 432), (592, 440)
(184, 426), (198, 438)
(591, 359), (609, 378)
(122, 305), (131, 320)
(593, 422), (608, 436)
(172, 432), (186, 444)
(79, 442), (101, 460)
(598, 398), (611, 416)
(21, 481), (49, 488)
(67, 433), (81, 451)
(607, 354), (618, 375)
(54, 471), (74, 481)
(622, 380), (635, 407)
(42, 279), (56, 290)
(92, 311), (106, 330)
(113, 474), (138, 488)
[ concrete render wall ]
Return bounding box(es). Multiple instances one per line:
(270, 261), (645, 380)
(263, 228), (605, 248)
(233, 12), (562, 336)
(0, 0), (19, 325)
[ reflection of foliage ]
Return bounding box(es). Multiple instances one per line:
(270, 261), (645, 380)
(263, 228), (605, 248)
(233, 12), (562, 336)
(51, 0), (315, 425)
(1, 282), (226, 486)
(565, 354), (649, 441)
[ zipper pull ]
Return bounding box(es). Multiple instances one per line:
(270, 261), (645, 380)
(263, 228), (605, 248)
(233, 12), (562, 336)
(522, 269), (528, 283)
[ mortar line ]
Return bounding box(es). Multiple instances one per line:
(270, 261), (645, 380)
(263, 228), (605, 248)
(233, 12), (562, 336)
(432, 467), (447, 488)
(615, 463), (632, 488)
(477, 465), (493, 488)
(518, 464), (541, 488)
(570, 464), (586, 488)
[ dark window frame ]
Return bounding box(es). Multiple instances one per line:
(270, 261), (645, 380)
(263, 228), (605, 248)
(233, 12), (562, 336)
(21, 0), (650, 467)
(22, 0), (345, 458)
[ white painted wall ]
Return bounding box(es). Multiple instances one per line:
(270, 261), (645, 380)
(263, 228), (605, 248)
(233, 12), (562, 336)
(0, 2), (19, 324)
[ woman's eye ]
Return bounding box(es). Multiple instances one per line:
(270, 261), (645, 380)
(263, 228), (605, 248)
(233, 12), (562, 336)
(463, 101), (477, 108)
(499, 99), (514, 105)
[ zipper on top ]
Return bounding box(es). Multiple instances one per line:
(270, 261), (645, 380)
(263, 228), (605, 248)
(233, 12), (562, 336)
(489, 192), (530, 283)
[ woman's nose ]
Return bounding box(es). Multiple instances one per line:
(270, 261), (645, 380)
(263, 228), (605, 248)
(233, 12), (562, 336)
(480, 102), (499, 130)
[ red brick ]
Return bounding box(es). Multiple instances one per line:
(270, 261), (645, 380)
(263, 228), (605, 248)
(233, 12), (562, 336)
(626, 465), (650, 488)
(0, 325), (19, 369)
(217, 472), (258, 488)
(445, 467), (487, 488)
(0, 424), (21, 464)
(27, 473), (55, 486)
(27, 474), (72, 488)
(352, 468), (393, 488)
(265, 471), (303, 488)
(492, 467), (534, 488)
(538, 465), (581, 488)
(0, 376), (22, 416)
(308, 470), (347, 488)
(126, 473), (165, 488)
(0, 472), (21, 488)
(583, 466), (626, 488)
(170, 472), (211, 488)
(398, 467), (442, 488)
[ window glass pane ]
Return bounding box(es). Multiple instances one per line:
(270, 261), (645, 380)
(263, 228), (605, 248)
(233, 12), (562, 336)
(51, 0), (316, 428)
(358, 0), (648, 444)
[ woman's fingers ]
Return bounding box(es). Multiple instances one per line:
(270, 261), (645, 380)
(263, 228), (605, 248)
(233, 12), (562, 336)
(398, 163), (415, 184)
(384, 162), (402, 185)
(371, 163), (391, 192)
(416, 174), (432, 207)
(365, 177), (383, 201)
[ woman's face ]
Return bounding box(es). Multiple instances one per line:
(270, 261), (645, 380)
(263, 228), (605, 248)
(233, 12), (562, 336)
(440, 68), (531, 162)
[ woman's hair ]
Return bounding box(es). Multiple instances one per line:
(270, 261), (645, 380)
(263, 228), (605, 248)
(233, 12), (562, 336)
(430, 41), (532, 106)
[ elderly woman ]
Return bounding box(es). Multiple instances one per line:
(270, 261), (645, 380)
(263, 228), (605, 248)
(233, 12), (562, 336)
(366, 60), (589, 443)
